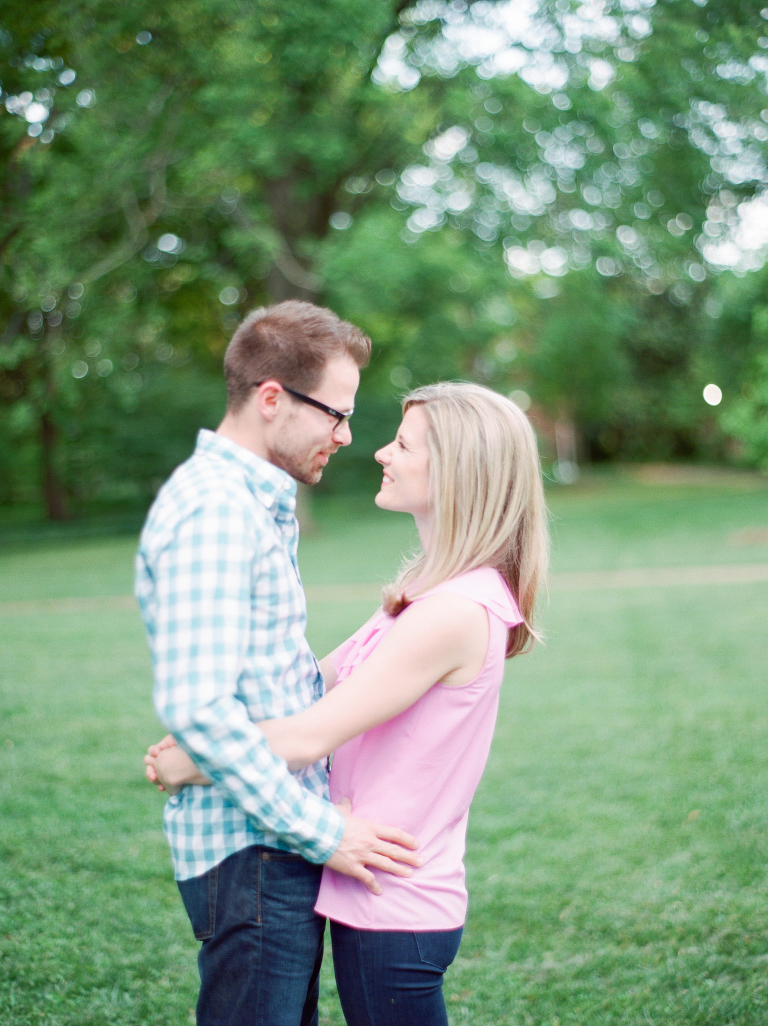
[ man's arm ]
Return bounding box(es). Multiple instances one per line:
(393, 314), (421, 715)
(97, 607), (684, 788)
(144, 738), (421, 894)
(146, 502), (418, 889)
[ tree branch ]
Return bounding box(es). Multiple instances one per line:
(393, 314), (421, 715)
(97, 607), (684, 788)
(0, 311), (24, 348)
(79, 188), (147, 284)
(79, 86), (190, 286)
(231, 204), (322, 294)
(272, 246), (322, 294)
(0, 224), (22, 265)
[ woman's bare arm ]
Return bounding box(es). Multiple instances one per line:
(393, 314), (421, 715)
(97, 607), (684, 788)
(260, 592), (488, 771)
(319, 653), (338, 690)
(144, 649), (342, 792)
(144, 596), (485, 783)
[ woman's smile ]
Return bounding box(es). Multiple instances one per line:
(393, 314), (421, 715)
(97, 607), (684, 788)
(374, 405), (431, 522)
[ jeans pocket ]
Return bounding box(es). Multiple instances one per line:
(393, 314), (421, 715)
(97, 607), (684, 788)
(177, 864), (218, 941)
(260, 849), (306, 861)
(414, 928), (463, 972)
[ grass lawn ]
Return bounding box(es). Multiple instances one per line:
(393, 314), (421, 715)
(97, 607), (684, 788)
(1, 473), (767, 1024)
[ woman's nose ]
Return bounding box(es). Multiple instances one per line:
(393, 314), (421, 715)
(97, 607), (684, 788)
(375, 444), (390, 465)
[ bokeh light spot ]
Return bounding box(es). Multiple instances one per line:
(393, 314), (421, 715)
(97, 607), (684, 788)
(24, 101), (48, 124)
(389, 366), (412, 388)
(157, 233), (184, 254)
(329, 212), (353, 230)
(509, 389), (531, 412)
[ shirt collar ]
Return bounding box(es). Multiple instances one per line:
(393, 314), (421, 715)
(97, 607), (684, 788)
(195, 429), (297, 518)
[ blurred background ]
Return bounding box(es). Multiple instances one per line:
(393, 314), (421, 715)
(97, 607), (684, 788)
(2, 0), (768, 518)
(2, 3), (768, 1025)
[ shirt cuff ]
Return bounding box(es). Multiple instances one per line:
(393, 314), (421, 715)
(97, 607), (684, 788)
(291, 798), (346, 865)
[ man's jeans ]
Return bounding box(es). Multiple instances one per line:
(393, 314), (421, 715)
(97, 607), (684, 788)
(177, 845), (325, 1026)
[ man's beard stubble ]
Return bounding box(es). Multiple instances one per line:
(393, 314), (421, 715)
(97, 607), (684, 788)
(267, 436), (324, 487)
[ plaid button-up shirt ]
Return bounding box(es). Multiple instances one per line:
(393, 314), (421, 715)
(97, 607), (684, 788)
(135, 429), (345, 880)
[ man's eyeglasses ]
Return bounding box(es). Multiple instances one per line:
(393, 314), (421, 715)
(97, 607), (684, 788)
(252, 382), (354, 430)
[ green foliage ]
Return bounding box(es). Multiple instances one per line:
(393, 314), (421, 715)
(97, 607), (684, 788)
(2, 1), (768, 514)
(710, 264), (768, 469)
(724, 352), (768, 470)
(321, 207), (520, 481)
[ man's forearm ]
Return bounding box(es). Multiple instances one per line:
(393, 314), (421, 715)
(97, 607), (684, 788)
(147, 504), (345, 863)
(157, 693), (344, 863)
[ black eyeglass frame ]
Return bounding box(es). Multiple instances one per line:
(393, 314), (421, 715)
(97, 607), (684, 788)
(251, 381), (354, 429)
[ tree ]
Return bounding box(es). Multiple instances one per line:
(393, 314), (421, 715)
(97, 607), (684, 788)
(371, 0), (768, 461)
(2, 0), (768, 517)
(0, 0), (441, 514)
(713, 263), (768, 470)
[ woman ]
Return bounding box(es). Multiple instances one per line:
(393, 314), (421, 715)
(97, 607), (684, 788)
(148, 382), (548, 1025)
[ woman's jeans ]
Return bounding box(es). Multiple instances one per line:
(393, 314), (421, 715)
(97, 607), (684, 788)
(330, 921), (463, 1026)
(177, 845), (325, 1026)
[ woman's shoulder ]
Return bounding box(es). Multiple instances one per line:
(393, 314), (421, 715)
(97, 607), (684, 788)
(422, 567), (523, 629)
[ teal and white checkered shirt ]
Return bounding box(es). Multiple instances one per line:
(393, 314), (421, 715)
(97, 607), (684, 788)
(135, 429), (345, 880)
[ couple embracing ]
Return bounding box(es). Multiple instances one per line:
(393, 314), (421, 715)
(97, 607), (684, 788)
(137, 300), (548, 1026)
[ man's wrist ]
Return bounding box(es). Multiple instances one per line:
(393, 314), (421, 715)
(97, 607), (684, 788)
(302, 802), (346, 865)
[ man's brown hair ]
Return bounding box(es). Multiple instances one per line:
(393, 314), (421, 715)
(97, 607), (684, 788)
(224, 300), (371, 412)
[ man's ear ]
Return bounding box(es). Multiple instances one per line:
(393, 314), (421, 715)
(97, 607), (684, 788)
(253, 380), (283, 423)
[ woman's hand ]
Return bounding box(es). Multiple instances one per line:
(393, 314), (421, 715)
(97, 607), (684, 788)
(144, 735), (212, 794)
(144, 734), (178, 790)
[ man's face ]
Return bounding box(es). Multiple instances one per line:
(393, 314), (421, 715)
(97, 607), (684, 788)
(267, 355), (360, 486)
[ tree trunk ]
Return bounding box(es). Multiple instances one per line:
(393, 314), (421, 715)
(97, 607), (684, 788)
(40, 412), (69, 520)
(295, 483), (318, 535)
(263, 175), (332, 304)
(262, 175), (335, 533)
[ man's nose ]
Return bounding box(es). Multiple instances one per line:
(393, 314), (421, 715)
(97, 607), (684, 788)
(333, 421), (353, 447)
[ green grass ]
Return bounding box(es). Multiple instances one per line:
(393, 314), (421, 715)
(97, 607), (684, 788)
(1, 475), (768, 1024)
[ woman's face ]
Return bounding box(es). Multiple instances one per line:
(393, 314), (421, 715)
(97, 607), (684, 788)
(374, 405), (431, 520)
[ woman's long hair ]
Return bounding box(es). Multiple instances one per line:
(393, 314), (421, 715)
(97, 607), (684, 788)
(382, 382), (549, 657)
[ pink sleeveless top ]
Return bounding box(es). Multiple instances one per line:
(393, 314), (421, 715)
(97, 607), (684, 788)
(314, 566), (523, 931)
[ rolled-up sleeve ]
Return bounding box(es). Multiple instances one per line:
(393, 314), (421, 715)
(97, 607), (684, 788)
(151, 501), (344, 864)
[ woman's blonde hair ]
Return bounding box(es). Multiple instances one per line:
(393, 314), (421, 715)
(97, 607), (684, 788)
(382, 382), (548, 657)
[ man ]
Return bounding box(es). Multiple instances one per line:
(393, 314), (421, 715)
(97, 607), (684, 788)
(136, 301), (419, 1026)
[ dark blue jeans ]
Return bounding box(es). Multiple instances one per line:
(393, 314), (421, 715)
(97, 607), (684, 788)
(330, 922), (463, 1026)
(177, 845), (325, 1026)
